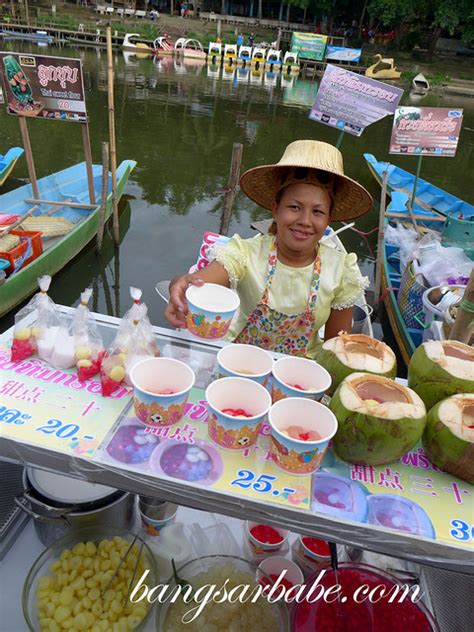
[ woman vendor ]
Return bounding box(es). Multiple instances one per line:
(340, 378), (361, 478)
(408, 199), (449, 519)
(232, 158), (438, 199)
(165, 140), (373, 358)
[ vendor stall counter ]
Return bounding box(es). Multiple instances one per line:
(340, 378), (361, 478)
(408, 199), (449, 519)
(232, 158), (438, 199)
(0, 307), (472, 576)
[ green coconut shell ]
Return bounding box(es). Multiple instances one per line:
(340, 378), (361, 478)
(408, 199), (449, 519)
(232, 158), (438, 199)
(330, 375), (426, 466)
(317, 336), (397, 396)
(423, 396), (474, 484)
(408, 342), (474, 411)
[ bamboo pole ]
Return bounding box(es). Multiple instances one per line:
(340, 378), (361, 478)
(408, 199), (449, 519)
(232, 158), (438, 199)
(81, 122), (96, 205)
(96, 142), (110, 253)
(219, 142), (243, 236)
(18, 117), (39, 199)
(106, 25), (119, 245)
(373, 168), (389, 307)
(450, 269), (474, 344)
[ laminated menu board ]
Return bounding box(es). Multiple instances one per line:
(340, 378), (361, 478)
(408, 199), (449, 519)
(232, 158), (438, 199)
(0, 51), (87, 122)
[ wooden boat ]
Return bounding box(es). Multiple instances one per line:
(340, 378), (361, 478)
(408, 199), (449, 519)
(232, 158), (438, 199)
(364, 153), (474, 222)
(365, 53), (401, 79)
(412, 73), (430, 95)
(0, 147), (24, 187)
(0, 159), (136, 317)
(0, 29), (54, 44)
(366, 155), (473, 365)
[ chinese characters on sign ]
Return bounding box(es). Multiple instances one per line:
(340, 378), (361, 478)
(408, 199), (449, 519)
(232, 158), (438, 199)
(309, 65), (403, 136)
(389, 107), (463, 156)
(0, 52), (87, 122)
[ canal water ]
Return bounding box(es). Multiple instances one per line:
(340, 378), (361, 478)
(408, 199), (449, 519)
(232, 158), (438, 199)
(1, 43), (473, 328)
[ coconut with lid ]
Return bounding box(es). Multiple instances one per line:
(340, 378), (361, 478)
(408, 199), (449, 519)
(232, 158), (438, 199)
(330, 372), (426, 465)
(317, 334), (397, 395)
(423, 394), (474, 484)
(408, 340), (474, 411)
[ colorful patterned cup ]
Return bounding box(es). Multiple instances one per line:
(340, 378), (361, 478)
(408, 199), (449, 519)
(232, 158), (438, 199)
(271, 357), (332, 403)
(216, 343), (273, 385)
(206, 377), (271, 450)
(185, 283), (240, 340)
(131, 357), (195, 428)
(268, 398), (338, 475)
(246, 521), (290, 553)
(138, 497), (178, 537)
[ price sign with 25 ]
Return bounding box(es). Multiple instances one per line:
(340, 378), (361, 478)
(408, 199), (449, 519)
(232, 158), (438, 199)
(230, 469), (296, 499)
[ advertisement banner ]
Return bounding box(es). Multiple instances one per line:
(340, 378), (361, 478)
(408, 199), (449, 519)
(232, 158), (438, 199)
(309, 64), (403, 136)
(291, 32), (328, 61)
(0, 51), (87, 122)
(389, 107), (463, 156)
(326, 46), (362, 63)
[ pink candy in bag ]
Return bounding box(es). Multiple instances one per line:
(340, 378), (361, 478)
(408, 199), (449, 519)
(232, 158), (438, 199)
(100, 288), (160, 396)
(10, 276), (61, 362)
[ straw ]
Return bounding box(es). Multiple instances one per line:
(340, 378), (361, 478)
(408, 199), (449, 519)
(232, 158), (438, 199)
(101, 533), (139, 597)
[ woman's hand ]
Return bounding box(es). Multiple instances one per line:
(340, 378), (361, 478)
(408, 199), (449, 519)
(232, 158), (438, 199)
(164, 262), (231, 329)
(165, 274), (204, 328)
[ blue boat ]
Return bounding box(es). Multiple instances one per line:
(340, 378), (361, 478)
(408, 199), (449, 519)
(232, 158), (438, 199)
(0, 29), (54, 44)
(365, 154), (473, 366)
(0, 147), (24, 187)
(0, 159), (136, 316)
(364, 153), (474, 221)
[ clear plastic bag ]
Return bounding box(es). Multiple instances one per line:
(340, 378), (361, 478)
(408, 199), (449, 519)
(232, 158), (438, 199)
(417, 240), (473, 287)
(10, 276), (61, 362)
(100, 288), (160, 396)
(72, 288), (105, 382)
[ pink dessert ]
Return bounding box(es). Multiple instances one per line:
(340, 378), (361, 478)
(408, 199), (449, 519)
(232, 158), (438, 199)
(221, 408), (253, 418)
(281, 425), (322, 441)
(301, 537), (330, 557)
(294, 566), (436, 632)
(250, 524), (284, 545)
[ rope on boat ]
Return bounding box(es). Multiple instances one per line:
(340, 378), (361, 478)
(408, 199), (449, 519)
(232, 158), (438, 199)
(342, 221), (379, 237)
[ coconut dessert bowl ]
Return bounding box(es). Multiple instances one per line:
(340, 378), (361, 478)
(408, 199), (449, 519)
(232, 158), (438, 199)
(422, 393), (474, 484)
(185, 283), (240, 340)
(317, 334), (397, 396)
(408, 340), (474, 411)
(271, 357), (332, 403)
(217, 343), (273, 385)
(330, 372), (427, 466)
(268, 398), (338, 475)
(130, 357), (195, 428)
(206, 377), (272, 450)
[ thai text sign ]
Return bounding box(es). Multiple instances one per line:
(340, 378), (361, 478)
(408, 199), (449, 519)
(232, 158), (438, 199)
(0, 342), (130, 458)
(309, 65), (403, 136)
(291, 32), (327, 61)
(389, 107), (463, 156)
(326, 46), (362, 63)
(0, 52), (87, 122)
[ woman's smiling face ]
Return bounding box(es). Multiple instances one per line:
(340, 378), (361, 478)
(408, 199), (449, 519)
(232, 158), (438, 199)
(272, 182), (332, 258)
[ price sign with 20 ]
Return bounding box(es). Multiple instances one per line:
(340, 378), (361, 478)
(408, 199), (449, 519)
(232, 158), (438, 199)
(230, 469), (295, 499)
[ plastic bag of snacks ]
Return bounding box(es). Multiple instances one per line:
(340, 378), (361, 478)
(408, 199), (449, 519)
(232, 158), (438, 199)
(100, 288), (160, 396)
(11, 276), (61, 362)
(72, 288), (105, 382)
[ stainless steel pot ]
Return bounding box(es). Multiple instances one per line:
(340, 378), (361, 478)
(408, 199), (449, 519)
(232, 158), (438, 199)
(15, 468), (136, 546)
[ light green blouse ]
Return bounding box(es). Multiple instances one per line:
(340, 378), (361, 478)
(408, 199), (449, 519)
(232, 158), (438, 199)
(209, 233), (369, 359)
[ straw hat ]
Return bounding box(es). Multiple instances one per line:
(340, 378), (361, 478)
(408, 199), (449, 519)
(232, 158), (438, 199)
(239, 140), (373, 221)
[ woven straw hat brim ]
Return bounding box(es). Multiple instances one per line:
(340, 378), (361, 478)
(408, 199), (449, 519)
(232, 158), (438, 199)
(240, 164), (373, 221)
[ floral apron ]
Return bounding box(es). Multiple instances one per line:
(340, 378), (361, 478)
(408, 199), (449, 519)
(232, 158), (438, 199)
(234, 239), (321, 356)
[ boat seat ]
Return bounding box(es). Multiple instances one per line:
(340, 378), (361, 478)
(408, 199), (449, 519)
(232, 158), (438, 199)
(388, 191), (410, 213)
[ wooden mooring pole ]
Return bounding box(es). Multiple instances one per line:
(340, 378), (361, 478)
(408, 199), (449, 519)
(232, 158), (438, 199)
(18, 117), (39, 199)
(106, 25), (119, 245)
(450, 269), (474, 344)
(96, 142), (109, 253)
(219, 142), (243, 236)
(373, 168), (389, 309)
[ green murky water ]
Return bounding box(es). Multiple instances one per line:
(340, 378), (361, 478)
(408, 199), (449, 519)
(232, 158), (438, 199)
(1, 42), (473, 328)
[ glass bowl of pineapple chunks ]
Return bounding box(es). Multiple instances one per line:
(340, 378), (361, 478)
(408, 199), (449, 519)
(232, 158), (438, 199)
(22, 526), (157, 632)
